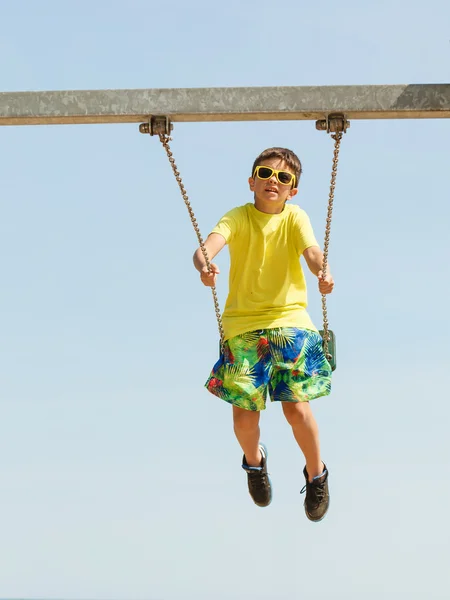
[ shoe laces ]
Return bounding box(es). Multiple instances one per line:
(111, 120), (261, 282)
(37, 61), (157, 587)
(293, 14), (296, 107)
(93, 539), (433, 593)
(301, 479), (326, 507)
(248, 469), (268, 491)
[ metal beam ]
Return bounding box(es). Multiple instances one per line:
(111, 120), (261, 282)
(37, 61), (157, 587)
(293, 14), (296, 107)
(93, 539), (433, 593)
(0, 84), (449, 126)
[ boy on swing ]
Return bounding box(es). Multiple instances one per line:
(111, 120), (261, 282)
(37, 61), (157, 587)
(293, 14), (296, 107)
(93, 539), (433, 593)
(193, 147), (334, 522)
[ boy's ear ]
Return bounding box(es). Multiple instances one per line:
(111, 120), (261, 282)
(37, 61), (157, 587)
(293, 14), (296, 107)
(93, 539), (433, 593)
(248, 177), (255, 191)
(288, 188), (298, 199)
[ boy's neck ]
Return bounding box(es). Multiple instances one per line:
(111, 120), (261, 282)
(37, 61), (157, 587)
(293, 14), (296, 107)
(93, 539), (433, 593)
(253, 198), (286, 214)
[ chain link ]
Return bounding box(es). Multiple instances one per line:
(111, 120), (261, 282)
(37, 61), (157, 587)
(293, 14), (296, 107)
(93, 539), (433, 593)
(157, 133), (225, 350)
(321, 131), (342, 358)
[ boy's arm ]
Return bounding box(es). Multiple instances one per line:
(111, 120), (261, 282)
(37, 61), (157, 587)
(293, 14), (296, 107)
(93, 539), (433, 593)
(303, 246), (334, 294)
(193, 233), (226, 271)
(303, 246), (324, 276)
(193, 233), (226, 287)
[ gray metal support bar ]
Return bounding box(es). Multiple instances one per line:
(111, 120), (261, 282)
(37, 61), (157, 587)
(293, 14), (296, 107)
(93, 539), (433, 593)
(0, 84), (449, 126)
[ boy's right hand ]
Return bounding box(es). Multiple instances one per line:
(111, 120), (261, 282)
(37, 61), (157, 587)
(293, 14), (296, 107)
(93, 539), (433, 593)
(200, 263), (220, 287)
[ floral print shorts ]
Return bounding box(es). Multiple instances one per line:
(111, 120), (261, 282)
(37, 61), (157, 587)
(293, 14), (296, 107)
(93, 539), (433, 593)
(205, 327), (332, 411)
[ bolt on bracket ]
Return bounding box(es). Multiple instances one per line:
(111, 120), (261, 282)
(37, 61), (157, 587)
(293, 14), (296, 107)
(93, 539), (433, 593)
(315, 113), (350, 134)
(139, 116), (173, 136)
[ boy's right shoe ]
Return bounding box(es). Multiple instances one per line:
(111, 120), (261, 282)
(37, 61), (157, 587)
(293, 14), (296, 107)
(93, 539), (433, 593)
(242, 444), (272, 507)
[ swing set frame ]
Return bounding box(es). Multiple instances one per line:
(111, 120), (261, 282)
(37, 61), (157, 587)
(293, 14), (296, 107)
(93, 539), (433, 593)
(1, 84), (449, 125)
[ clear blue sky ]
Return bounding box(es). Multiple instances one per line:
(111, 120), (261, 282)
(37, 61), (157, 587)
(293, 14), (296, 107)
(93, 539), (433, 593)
(1, 1), (449, 599)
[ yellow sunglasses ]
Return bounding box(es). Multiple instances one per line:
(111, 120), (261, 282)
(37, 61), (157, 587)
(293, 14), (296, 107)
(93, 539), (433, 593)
(253, 165), (296, 186)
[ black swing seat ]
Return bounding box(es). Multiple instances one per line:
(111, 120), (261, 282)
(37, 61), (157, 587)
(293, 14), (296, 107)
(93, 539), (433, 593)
(319, 329), (336, 372)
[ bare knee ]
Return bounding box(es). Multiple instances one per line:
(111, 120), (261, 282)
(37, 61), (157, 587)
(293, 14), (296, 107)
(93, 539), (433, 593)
(233, 406), (260, 432)
(282, 401), (312, 427)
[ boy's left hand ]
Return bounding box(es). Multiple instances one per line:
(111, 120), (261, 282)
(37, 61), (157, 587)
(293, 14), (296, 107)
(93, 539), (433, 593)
(318, 271), (334, 294)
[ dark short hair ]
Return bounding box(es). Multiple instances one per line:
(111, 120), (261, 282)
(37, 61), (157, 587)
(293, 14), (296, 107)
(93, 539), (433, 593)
(251, 147), (302, 187)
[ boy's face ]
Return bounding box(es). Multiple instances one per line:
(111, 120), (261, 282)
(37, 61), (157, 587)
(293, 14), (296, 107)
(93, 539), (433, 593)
(248, 158), (298, 213)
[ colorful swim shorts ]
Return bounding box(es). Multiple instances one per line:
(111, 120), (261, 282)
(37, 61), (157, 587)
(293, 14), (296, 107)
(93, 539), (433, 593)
(205, 327), (332, 411)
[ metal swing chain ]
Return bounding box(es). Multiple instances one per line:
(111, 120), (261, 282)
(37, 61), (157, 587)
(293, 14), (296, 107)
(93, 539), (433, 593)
(320, 130), (344, 359)
(157, 132), (225, 350)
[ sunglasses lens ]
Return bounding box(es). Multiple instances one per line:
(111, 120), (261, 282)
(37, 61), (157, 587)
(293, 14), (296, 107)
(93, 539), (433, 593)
(257, 167), (273, 179)
(278, 171), (293, 185)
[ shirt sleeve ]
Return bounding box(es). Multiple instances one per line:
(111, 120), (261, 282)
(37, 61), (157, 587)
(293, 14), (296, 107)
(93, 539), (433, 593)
(294, 209), (319, 255)
(210, 208), (240, 244)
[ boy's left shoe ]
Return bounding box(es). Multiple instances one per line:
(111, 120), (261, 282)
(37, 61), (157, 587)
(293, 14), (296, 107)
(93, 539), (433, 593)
(301, 464), (329, 522)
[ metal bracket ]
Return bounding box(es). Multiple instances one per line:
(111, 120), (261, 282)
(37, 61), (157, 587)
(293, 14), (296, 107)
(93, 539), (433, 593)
(315, 113), (350, 134)
(139, 116), (173, 136)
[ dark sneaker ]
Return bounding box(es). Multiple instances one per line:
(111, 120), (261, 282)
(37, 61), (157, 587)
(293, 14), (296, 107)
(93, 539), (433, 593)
(242, 444), (272, 507)
(301, 464), (329, 522)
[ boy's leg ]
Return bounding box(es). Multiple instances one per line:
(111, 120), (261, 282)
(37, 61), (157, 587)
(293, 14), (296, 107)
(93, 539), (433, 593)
(282, 401), (329, 521)
(233, 405), (272, 507)
(281, 401), (323, 480)
(232, 405), (261, 466)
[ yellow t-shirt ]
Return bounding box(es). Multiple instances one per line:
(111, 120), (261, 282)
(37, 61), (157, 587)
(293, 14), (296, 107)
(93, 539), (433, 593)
(211, 203), (319, 341)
